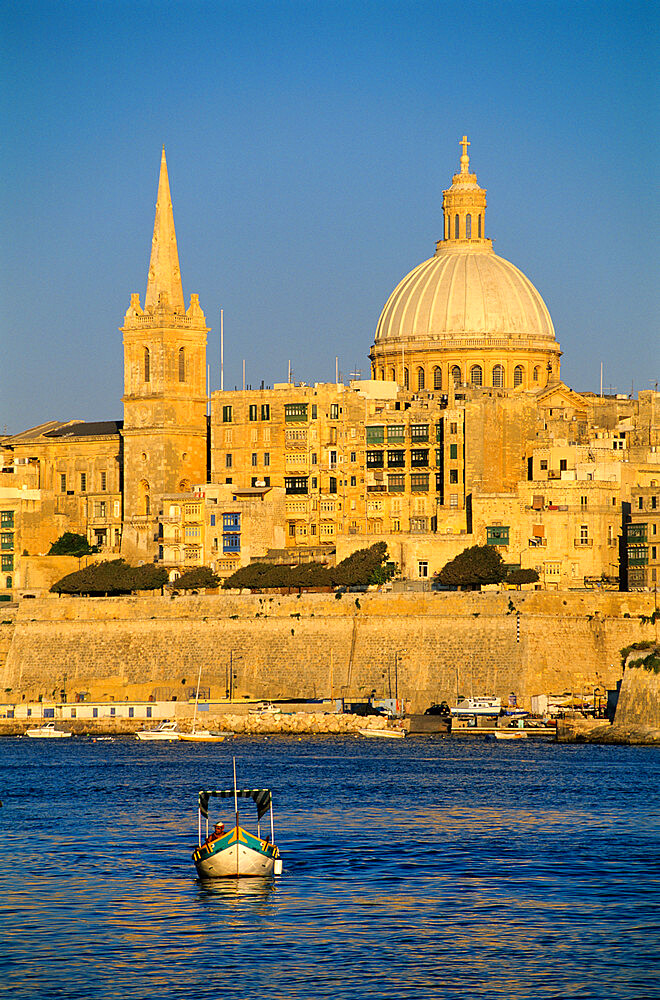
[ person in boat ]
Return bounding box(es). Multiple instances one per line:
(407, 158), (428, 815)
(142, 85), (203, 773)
(204, 822), (225, 846)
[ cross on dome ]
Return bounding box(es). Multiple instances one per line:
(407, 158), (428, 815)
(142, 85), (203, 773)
(460, 135), (470, 172)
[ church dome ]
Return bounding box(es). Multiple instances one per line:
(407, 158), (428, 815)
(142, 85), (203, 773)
(374, 243), (556, 345)
(370, 138), (561, 391)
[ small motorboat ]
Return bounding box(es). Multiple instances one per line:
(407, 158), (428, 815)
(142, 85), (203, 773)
(450, 696), (502, 718)
(135, 721), (180, 742)
(25, 723), (72, 739)
(192, 760), (283, 879)
(494, 729), (528, 740)
(248, 702), (281, 716)
(179, 729), (226, 744)
(357, 726), (405, 739)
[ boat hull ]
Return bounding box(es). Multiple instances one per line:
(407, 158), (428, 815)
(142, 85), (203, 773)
(357, 727), (405, 739)
(494, 730), (528, 740)
(135, 732), (180, 741)
(193, 826), (280, 879)
(179, 733), (226, 743)
(25, 728), (72, 739)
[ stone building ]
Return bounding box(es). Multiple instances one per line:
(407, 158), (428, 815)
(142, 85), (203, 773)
(1, 138), (659, 600)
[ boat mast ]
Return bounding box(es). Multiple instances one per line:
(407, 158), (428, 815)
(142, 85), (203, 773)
(233, 757), (239, 828)
(270, 798), (274, 844)
(191, 662), (203, 735)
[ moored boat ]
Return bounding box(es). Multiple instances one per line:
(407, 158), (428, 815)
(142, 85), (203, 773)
(357, 726), (405, 739)
(494, 729), (528, 740)
(248, 702), (281, 717)
(192, 762), (282, 879)
(135, 720), (180, 741)
(25, 723), (72, 739)
(179, 729), (226, 744)
(450, 696), (502, 718)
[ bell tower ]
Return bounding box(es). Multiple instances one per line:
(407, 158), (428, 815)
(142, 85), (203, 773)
(121, 148), (208, 561)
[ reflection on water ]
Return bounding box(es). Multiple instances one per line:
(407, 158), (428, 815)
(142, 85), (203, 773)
(0, 737), (657, 999)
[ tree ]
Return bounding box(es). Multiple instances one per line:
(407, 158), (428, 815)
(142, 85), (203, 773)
(48, 532), (97, 557)
(437, 545), (506, 589)
(222, 543), (393, 591)
(50, 559), (167, 596)
(171, 566), (221, 590)
(506, 568), (539, 588)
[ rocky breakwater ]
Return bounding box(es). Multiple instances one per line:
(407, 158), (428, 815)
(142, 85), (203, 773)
(215, 712), (403, 736)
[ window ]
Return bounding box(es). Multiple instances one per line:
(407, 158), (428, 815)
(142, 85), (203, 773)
(0, 512), (14, 528)
(418, 561), (429, 578)
(403, 368), (409, 390)
(487, 526), (509, 545)
(1, 533), (12, 551)
(350, 451), (356, 463)
(60, 474), (66, 493)
(411, 449), (429, 468)
(411, 473), (429, 492)
(1, 555), (13, 571)
(580, 495), (588, 508)
(450, 494), (458, 508)
(492, 365), (504, 388)
(388, 474), (405, 492)
(533, 366), (540, 382)
(330, 403), (339, 420)
(100, 471), (107, 492)
(388, 425), (405, 443)
(249, 404), (258, 421)
(638, 497), (643, 510)
(264, 452), (270, 467)
(433, 367), (442, 390)
(435, 449), (442, 466)
(540, 460), (548, 471)
(454, 214), (459, 239)
(225, 454), (233, 468)
(652, 496), (657, 509)
(264, 477), (270, 486)
(311, 453), (317, 465)
(80, 473), (86, 492)
(285, 477), (308, 495)
(560, 459), (567, 472)
(417, 367), (425, 391)
(411, 424), (429, 442)
(251, 453), (258, 467)
(350, 476), (356, 487)
(178, 347), (185, 382)
(223, 533), (241, 553)
(223, 513), (240, 529)
(449, 469), (458, 484)
(387, 450), (405, 468)
(466, 213), (472, 238)
(435, 473), (443, 492)
(513, 365), (524, 388)
(210, 514), (216, 527)
(470, 365), (483, 387)
(310, 404), (317, 420)
(311, 477), (317, 489)
(144, 347), (150, 383)
(366, 451), (384, 468)
(285, 403), (308, 422)
(261, 403), (270, 421)
(366, 426), (385, 445)
(450, 422), (458, 435)
(451, 365), (461, 386)
(95, 501), (107, 518)
(580, 524), (589, 544)
(223, 405), (232, 423)
(449, 443), (458, 460)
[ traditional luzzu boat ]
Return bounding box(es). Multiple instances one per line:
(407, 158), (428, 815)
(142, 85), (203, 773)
(192, 767), (283, 879)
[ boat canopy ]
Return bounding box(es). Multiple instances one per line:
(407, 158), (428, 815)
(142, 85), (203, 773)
(198, 788), (272, 820)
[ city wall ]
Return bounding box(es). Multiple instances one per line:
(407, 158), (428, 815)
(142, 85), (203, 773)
(2, 591), (657, 712)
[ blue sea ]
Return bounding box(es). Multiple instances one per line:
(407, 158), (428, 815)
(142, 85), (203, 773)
(0, 736), (658, 999)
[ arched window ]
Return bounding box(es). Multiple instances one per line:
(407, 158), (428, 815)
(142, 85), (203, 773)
(403, 368), (409, 390)
(139, 479), (150, 516)
(178, 479), (191, 493)
(478, 215), (482, 238)
(454, 214), (460, 239)
(533, 366), (540, 383)
(417, 367), (425, 391)
(466, 214), (472, 238)
(144, 495), (150, 516)
(514, 365), (524, 388)
(470, 365), (483, 387)
(492, 364), (504, 388)
(178, 347), (185, 382)
(445, 214), (450, 240)
(5, 576), (11, 590)
(144, 347), (150, 383)
(379, 368), (385, 381)
(390, 368), (396, 382)
(433, 366), (442, 390)
(451, 365), (461, 386)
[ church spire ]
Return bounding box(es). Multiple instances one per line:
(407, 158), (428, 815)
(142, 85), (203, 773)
(145, 147), (185, 312)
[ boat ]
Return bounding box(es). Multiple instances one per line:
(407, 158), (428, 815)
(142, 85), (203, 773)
(25, 722), (72, 739)
(357, 726), (405, 739)
(192, 760), (283, 879)
(450, 696), (502, 718)
(179, 663), (226, 743)
(248, 702), (281, 716)
(135, 720), (180, 741)
(493, 729), (528, 740)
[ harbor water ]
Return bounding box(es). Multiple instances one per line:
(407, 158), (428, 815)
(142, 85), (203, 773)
(0, 736), (658, 999)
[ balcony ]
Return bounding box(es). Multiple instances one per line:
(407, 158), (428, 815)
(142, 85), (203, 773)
(574, 538), (593, 547)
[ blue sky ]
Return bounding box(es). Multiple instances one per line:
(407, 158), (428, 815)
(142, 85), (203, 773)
(1, 0), (658, 432)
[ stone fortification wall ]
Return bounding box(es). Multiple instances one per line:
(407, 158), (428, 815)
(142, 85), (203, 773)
(2, 591), (656, 712)
(614, 650), (660, 729)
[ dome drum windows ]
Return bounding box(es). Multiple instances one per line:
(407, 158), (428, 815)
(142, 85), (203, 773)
(417, 367), (425, 392)
(178, 347), (185, 383)
(466, 214), (472, 239)
(451, 365), (462, 386)
(433, 367), (442, 390)
(144, 347), (150, 383)
(470, 365), (483, 387)
(492, 365), (504, 388)
(514, 365), (524, 388)
(454, 214), (460, 239)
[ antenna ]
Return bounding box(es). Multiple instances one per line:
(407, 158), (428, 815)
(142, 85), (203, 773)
(220, 309), (224, 392)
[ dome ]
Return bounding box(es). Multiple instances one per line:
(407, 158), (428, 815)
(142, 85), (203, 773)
(374, 243), (556, 346)
(370, 137), (561, 391)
